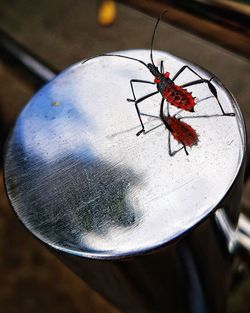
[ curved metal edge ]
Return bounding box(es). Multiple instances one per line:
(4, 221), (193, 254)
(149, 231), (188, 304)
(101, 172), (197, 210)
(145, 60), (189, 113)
(3, 49), (247, 261)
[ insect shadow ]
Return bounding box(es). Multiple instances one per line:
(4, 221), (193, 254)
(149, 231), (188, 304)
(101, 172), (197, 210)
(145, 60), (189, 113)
(82, 10), (235, 156)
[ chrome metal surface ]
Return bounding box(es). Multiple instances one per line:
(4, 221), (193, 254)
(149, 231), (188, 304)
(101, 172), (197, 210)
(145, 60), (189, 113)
(4, 49), (246, 259)
(0, 30), (56, 83)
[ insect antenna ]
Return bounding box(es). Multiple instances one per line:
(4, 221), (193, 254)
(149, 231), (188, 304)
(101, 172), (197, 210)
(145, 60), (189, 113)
(82, 53), (148, 70)
(150, 9), (168, 67)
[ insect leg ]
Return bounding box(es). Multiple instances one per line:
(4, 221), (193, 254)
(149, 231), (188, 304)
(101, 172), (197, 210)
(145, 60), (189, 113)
(160, 60), (165, 74)
(181, 79), (235, 116)
(133, 90), (160, 136)
(167, 129), (186, 157)
(127, 79), (155, 102)
(159, 97), (165, 118)
(172, 65), (204, 82)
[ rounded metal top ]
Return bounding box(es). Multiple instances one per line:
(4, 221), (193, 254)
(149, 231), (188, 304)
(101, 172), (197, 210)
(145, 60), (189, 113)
(4, 50), (246, 259)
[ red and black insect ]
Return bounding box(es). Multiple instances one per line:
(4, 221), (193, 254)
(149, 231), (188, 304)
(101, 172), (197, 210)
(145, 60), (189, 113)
(82, 10), (235, 155)
(141, 99), (199, 155)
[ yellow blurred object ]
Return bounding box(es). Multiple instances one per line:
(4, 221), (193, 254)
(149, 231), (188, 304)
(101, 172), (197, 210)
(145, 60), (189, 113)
(98, 0), (117, 26)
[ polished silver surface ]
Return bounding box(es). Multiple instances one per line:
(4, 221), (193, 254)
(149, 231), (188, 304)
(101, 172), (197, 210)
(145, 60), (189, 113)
(4, 49), (246, 259)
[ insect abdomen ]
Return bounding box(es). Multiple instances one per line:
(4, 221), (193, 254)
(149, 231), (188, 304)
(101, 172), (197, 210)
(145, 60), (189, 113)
(163, 85), (195, 112)
(166, 116), (198, 147)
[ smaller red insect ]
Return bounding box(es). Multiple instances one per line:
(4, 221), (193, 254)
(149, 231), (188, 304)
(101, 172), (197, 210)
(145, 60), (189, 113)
(143, 99), (199, 156)
(166, 116), (198, 149)
(82, 10), (235, 155)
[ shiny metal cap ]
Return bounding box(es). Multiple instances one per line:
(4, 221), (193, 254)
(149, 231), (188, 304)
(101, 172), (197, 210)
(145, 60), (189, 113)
(4, 50), (246, 259)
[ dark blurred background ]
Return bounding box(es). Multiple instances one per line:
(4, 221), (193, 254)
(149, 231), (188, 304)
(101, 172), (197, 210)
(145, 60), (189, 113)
(0, 0), (250, 312)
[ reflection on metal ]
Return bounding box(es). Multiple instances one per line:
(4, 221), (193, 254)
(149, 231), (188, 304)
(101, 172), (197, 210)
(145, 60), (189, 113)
(0, 30), (56, 84)
(4, 49), (246, 258)
(177, 242), (208, 313)
(214, 208), (237, 254)
(4, 50), (247, 313)
(237, 213), (250, 252)
(230, 213), (250, 290)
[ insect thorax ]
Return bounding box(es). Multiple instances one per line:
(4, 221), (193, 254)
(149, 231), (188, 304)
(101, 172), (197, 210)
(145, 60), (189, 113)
(157, 78), (171, 94)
